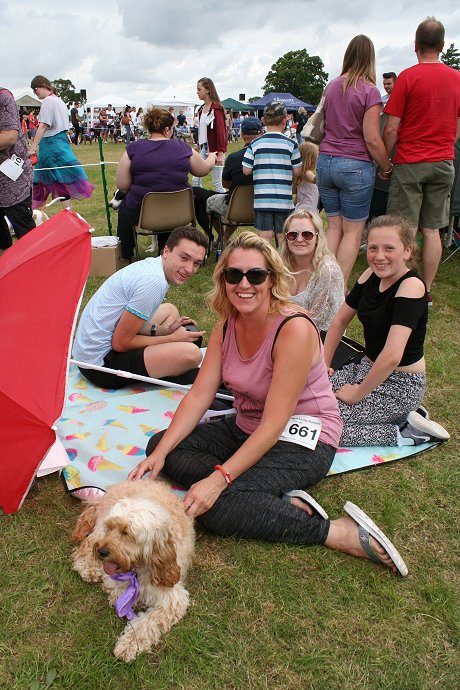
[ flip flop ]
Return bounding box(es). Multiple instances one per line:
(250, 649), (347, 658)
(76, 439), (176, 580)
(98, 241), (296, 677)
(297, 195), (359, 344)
(283, 490), (329, 520)
(344, 501), (408, 577)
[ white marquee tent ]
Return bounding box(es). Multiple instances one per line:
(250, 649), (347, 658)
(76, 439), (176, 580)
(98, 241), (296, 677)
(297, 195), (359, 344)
(86, 94), (136, 109)
(85, 94), (137, 128)
(15, 92), (41, 108)
(147, 86), (197, 109)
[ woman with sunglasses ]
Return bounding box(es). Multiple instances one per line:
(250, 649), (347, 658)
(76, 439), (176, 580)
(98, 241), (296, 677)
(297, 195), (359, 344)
(280, 210), (344, 334)
(129, 231), (408, 576)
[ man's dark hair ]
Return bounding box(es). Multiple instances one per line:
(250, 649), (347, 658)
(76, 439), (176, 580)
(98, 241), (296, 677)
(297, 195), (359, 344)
(166, 226), (208, 251)
(382, 72), (397, 81)
(415, 16), (445, 53)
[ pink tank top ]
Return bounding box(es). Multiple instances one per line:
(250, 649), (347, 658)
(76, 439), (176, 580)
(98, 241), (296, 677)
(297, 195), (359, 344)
(222, 313), (343, 447)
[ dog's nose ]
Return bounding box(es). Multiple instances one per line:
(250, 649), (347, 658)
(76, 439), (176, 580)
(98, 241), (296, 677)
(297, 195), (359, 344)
(98, 547), (110, 559)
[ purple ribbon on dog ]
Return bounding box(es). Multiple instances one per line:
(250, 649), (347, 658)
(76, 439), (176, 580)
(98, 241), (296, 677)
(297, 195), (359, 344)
(110, 571), (140, 620)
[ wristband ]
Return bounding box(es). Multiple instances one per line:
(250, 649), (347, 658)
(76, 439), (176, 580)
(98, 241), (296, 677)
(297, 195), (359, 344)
(214, 464), (232, 486)
(150, 323), (157, 336)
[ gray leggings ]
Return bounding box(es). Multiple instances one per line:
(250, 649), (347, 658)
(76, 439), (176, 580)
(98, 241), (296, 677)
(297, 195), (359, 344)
(330, 358), (426, 446)
(146, 415), (335, 545)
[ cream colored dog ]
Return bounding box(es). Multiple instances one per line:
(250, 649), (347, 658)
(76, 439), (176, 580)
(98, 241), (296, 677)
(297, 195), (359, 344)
(72, 480), (195, 662)
(32, 209), (49, 225)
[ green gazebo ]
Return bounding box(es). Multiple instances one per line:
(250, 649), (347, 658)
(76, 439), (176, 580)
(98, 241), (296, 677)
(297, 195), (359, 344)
(221, 98), (253, 113)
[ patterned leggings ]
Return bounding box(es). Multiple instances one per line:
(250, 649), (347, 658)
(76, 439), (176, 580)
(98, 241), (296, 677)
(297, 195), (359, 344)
(330, 358), (426, 446)
(146, 415), (335, 545)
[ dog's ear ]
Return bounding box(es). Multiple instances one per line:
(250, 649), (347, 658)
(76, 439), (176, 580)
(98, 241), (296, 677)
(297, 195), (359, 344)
(72, 505), (97, 543)
(150, 530), (181, 588)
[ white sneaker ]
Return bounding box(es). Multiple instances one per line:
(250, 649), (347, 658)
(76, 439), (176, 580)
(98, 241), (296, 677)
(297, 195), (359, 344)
(400, 411), (450, 445)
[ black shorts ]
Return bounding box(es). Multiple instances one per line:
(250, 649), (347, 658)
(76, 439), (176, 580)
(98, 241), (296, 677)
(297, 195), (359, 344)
(79, 348), (148, 389)
(78, 347), (201, 389)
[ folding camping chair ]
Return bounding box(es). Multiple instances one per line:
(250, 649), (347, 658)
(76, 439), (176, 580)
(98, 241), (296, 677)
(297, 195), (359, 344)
(209, 185), (254, 257)
(134, 188), (196, 260)
(442, 139), (460, 263)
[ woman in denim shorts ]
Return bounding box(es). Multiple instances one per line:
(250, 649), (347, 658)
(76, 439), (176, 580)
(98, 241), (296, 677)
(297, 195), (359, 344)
(316, 35), (392, 288)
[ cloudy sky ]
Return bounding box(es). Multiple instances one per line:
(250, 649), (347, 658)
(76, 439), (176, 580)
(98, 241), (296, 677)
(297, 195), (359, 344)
(4, 0), (460, 106)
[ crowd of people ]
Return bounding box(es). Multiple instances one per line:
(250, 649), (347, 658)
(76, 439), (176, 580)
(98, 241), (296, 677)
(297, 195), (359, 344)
(1, 16), (457, 577)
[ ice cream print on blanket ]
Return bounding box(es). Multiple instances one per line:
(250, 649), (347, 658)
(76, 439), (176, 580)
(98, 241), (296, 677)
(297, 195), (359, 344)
(58, 365), (440, 498)
(58, 366), (188, 498)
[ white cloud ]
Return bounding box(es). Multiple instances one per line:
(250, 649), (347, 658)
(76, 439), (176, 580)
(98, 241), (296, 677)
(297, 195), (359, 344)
(3, 0), (460, 106)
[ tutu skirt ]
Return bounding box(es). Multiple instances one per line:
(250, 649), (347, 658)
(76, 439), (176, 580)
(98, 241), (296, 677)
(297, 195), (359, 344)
(33, 131), (94, 208)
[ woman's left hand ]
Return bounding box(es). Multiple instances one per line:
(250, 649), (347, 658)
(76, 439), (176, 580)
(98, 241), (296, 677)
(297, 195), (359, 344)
(183, 474), (227, 517)
(334, 383), (363, 405)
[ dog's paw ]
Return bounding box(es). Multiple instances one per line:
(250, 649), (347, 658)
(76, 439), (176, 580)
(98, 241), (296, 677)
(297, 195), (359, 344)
(114, 636), (139, 663)
(72, 559), (104, 583)
(114, 616), (161, 662)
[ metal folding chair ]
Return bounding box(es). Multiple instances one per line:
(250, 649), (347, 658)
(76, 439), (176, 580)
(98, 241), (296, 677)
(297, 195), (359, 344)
(209, 185), (254, 256)
(134, 189), (196, 260)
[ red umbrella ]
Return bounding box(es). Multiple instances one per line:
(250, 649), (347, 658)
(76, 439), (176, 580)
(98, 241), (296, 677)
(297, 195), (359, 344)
(0, 210), (91, 514)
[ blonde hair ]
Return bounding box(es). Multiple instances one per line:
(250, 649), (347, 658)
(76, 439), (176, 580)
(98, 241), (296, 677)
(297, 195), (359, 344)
(207, 232), (300, 321)
(296, 141), (318, 184)
(341, 35), (376, 93)
(280, 210), (335, 276)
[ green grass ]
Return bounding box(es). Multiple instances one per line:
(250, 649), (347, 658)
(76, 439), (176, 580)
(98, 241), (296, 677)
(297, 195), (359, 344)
(1, 142), (459, 690)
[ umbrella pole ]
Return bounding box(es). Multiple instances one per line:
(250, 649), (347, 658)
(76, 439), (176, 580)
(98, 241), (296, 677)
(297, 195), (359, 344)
(98, 138), (113, 236)
(69, 359), (234, 401)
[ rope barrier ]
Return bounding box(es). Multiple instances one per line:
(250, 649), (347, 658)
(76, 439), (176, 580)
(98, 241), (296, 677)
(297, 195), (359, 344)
(33, 161), (118, 172)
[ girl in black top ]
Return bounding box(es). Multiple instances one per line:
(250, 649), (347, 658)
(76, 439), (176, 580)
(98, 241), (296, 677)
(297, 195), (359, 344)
(324, 215), (449, 447)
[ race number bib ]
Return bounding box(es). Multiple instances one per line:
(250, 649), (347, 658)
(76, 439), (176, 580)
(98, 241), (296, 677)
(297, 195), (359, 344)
(279, 414), (322, 451)
(0, 154), (24, 181)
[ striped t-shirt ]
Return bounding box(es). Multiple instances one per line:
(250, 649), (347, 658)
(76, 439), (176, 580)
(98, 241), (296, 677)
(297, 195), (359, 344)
(242, 132), (301, 211)
(72, 257), (169, 366)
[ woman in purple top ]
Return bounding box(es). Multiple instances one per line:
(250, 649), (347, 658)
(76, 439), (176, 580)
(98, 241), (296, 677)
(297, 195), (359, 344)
(316, 36), (393, 288)
(129, 232), (408, 577)
(116, 107), (216, 260)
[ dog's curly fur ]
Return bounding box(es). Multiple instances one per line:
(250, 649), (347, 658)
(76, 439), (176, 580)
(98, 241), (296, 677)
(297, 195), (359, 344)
(71, 480), (195, 662)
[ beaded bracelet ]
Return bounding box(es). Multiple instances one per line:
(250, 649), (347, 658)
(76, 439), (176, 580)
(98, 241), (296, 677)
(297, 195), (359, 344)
(214, 464), (232, 486)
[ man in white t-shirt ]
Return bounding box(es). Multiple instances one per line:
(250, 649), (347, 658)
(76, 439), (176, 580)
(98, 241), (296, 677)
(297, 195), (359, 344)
(106, 104), (116, 141)
(73, 227), (207, 389)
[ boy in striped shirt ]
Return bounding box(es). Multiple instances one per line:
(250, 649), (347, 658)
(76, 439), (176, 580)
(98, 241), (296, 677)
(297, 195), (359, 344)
(242, 101), (302, 241)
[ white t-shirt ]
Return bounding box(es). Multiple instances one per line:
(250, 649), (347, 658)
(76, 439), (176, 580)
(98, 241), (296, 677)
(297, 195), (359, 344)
(39, 95), (70, 136)
(72, 257), (169, 365)
(198, 109), (210, 146)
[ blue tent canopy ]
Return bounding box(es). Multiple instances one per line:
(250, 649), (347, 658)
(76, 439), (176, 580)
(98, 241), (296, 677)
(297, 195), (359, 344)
(249, 92), (316, 112)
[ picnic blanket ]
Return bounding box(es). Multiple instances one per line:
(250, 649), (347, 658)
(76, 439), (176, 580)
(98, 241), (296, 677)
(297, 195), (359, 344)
(58, 365), (438, 497)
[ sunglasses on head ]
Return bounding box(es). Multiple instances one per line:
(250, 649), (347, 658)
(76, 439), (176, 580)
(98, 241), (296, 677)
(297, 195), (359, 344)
(285, 230), (318, 242)
(222, 267), (270, 285)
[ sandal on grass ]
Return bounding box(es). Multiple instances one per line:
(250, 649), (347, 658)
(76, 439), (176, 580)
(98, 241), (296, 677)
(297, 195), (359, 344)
(344, 501), (408, 577)
(283, 490), (329, 520)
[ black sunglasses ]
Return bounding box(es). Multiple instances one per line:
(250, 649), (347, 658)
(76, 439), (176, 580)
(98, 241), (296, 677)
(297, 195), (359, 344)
(222, 267), (270, 285)
(285, 230), (318, 242)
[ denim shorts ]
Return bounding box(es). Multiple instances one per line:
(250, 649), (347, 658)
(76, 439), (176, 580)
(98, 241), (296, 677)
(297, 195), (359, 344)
(316, 155), (376, 222)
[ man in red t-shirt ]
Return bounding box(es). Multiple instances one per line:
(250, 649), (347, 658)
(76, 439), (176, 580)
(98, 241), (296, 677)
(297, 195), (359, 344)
(383, 16), (460, 299)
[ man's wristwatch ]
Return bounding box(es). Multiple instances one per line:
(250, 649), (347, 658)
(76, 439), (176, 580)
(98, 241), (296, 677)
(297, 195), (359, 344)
(150, 323), (157, 336)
